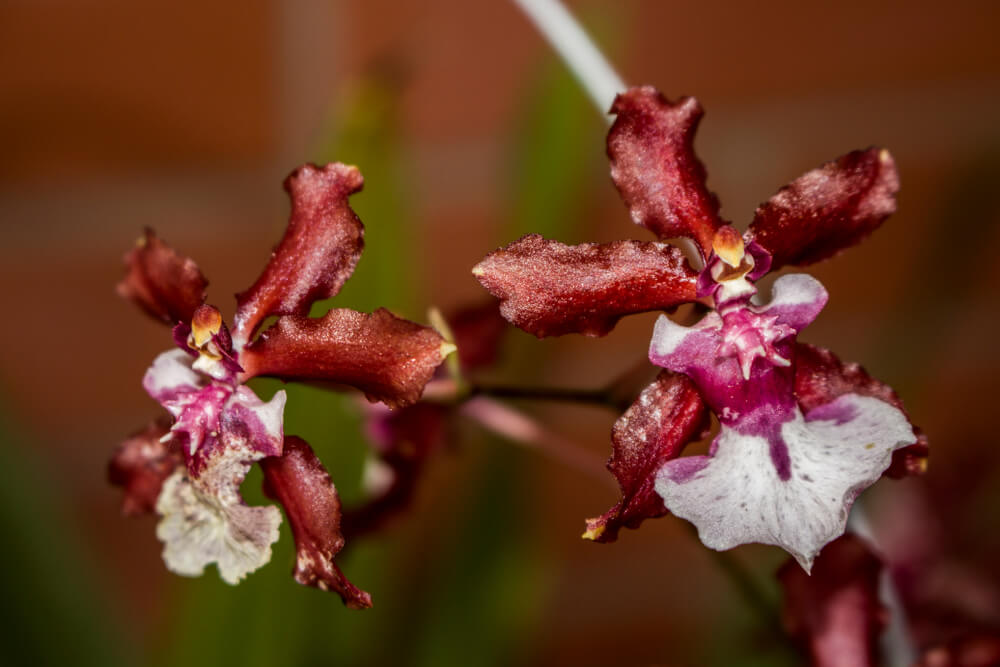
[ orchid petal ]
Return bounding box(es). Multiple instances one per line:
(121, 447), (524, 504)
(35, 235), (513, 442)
(261, 436), (372, 608)
(656, 394), (915, 570)
(795, 342), (928, 478)
(142, 349), (202, 405)
(240, 308), (451, 409)
(108, 419), (181, 516)
(778, 535), (886, 667)
(156, 467), (282, 585)
(233, 163), (366, 344)
(117, 228), (208, 325)
(758, 273), (829, 333)
(583, 372), (709, 543)
(607, 86), (724, 256)
(748, 148), (899, 270)
(473, 235), (698, 338)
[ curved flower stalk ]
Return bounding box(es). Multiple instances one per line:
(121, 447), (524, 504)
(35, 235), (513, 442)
(109, 163), (453, 607)
(474, 86), (927, 569)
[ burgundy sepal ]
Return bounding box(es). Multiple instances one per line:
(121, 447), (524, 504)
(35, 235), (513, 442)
(917, 635), (1000, 667)
(260, 436), (372, 608)
(233, 163), (365, 343)
(108, 419), (182, 516)
(117, 228), (208, 325)
(607, 86), (724, 256)
(778, 534), (887, 667)
(794, 343), (928, 478)
(583, 371), (709, 542)
(473, 235), (698, 338)
(240, 308), (450, 409)
(448, 301), (508, 371)
(748, 148), (900, 270)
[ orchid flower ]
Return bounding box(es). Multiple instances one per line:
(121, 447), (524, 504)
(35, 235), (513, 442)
(109, 163), (453, 606)
(474, 86), (927, 569)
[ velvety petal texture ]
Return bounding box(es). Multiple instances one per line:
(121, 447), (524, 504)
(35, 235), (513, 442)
(748, 148), (899, 270)
(473, 235), (697, 338)
(117, 228), (207, 325)
(108, 419), (181, 516)
(583, 371), (708, 543)
(261, 436), (372, 608)
(795, 343), (928, 478)
(656, 395), (914, 570)
(607, 86), (724, 255)
(778, 534), (886, 667)
(233, 163), (365, 343)
(240, 308), (452, 409)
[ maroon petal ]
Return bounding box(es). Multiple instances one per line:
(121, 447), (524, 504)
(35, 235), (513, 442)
(778, 534), (887, 667)
(117, 228), (208, 325)
(108, 419), (182, 516)
(344, 402), (448, 539)
(607, 86), (724, 256)
(794, 343), (928, 478)
(240, 308), (451, 409)
(260, 436), (372, 608)
(232, 163), (365, 343)
(748, 148), (900, 270)
(473, 235), (698, 338)
(583, 371), (709, 543)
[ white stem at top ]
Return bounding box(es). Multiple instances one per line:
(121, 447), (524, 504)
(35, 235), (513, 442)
(510, 0), (626, 122)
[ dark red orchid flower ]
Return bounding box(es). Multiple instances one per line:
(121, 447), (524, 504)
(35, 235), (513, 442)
(474, 86), (927, 569)
(109, 163), (454, 607)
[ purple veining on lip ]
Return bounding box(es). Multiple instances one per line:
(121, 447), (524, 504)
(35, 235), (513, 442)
(768, 426), (792, 481)
(806, 400), (861, 425)
(662, 455), (711, 483)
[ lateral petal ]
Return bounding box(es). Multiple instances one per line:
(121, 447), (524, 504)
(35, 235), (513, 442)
(656, 395), (915, 570)
(583, 372), (709, 543)
(607, 86), (724, 255)
(261, 436), (373, 608)
(473, 235), (698, 338)
(794, 343), (928, 478)
(748, 148), (899, 270)
(240, 308), (451, 409)
(778, 534), (886, 667)
(233, 163), (365, 344)
(117, 228), (207, 325)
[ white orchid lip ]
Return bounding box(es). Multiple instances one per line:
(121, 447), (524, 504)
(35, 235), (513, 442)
(650, 247), (916, 567)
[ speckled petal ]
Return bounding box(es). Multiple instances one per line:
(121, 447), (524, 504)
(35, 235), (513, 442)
(794, 343), (928, 478)
(655, 394), (916, 570)
(261, 436), (372, 608)
(607, 86), (724, 256)
(748, 148), (899, 270)
(233, 163), (365, 344)
(778, 534), (886, 667)
(473, 234), (698, 338)
(117, 228), (208, 325)
(240, 308), (451, 409)
(583, 372), (708, 543)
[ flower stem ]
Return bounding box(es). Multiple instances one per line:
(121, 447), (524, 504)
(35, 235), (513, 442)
(509, 0), (625, 121)
(470, 382), (626, 410)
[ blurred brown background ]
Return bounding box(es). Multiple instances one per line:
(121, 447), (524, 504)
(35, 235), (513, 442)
(1, 1), (999, 665)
